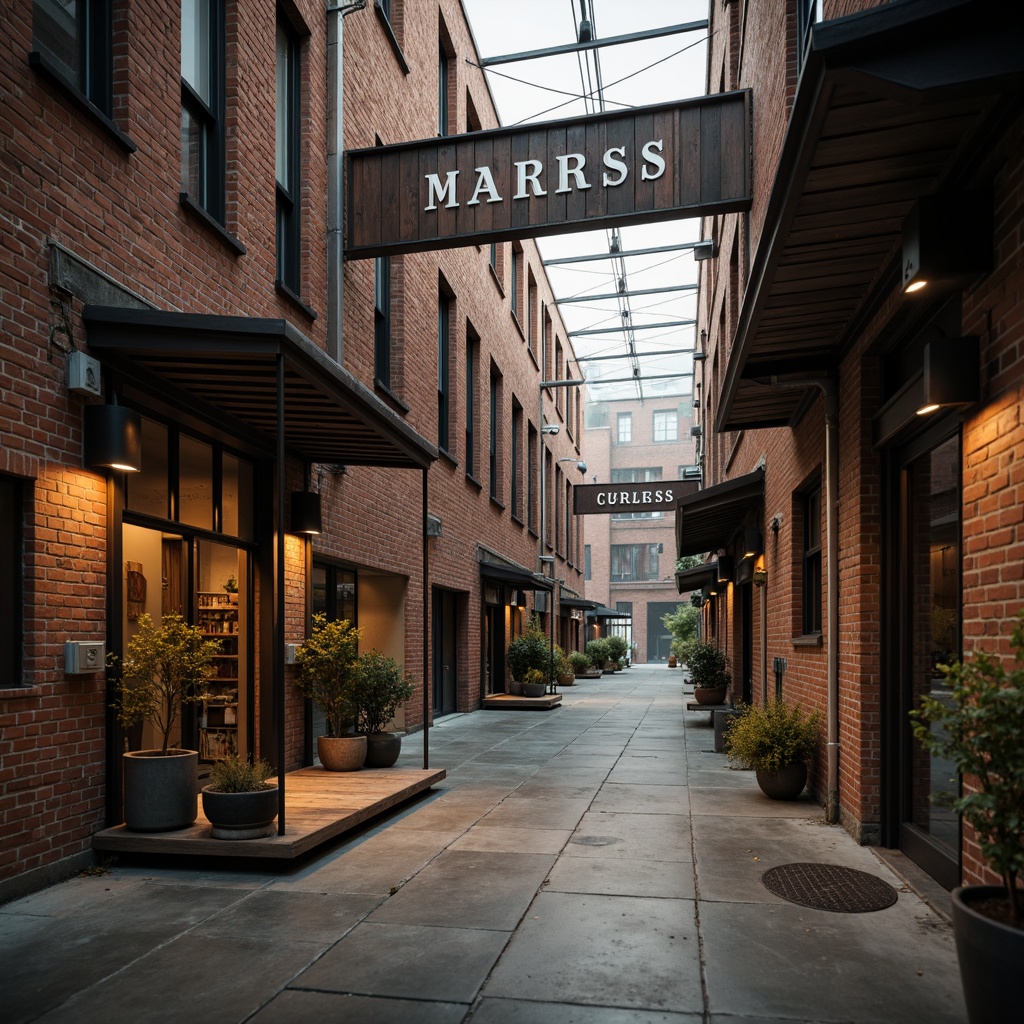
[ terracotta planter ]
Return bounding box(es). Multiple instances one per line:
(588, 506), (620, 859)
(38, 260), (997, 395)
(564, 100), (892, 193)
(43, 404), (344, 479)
(694, 685), (728, 705)
(201, 784), (278, 840)
(317, 734), (366, 771)
(123, 749), (198, 832)
(952, 885), (1024, 1024)
(364, 732), (402, 768)
(755, 762), (807, 800)
(557, 672), (575, 687)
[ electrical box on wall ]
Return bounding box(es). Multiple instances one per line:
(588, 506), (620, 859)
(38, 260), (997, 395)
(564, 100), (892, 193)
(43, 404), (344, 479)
(285, 643), (299, 665)
(65, 640), (106, 675)
(67, 351), (102, 397)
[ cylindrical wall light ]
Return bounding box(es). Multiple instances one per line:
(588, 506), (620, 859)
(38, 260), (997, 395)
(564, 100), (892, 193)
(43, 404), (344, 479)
(742, 528), (763, 560)
(716, 555), (734, 584)
(290, 490), (322, 535)
(84, 403), (142, 472)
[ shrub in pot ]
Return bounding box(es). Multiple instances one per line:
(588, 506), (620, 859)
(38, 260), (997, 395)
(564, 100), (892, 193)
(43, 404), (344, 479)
(606, 634), (629, 669)
(552, 645), (575, 686)
(683, 638), (731, 704)
(569, 650), (591, 678)
(522, 667), (547, 697)
(355, 650), (415, 768)
(586, 638), (611, 673)
(201, 755), (277, 840)
(294, 614), (365, 771)
(112, 612), (221, 832)
(726, 697), (821, 799)
(507, 615), (549, 693)
(910, 609), (1024, 1024)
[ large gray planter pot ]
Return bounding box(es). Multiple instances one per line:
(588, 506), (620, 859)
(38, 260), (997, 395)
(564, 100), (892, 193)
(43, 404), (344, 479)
(201, 784), (279, 840)
(952, 885), (1024, 1024)
(364, 732), (402, 768)
(123, 749), (198, 832)
(522, 682), (546, 697)
(755, 762), (807, 800)
(317, 734), (366, 771)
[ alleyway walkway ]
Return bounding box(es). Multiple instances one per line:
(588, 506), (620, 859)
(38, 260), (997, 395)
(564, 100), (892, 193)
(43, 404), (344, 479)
(2, 667), (966, 1023)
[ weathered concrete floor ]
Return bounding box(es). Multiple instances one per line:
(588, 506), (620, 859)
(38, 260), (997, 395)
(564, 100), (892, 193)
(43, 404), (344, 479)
(0, 667), (966, 1023)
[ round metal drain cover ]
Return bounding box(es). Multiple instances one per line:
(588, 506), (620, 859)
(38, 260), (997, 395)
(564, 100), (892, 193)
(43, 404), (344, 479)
(761, 863), (898, 913)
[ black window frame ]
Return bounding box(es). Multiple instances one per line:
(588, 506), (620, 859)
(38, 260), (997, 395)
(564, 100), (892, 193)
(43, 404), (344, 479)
(802, 484), (823, 636)
(374, 256), (392, 390)
(33, 0), (112, 112)
(437, 290), (451, 453)
(511, 400), (522, 520)
(0, 476), (24, 687)
(465, 330), (477, 479)
(438, 40), (450, 137)
(489, 369), (499, 501)
(275, 15), (302, 296)
(180, 0), (226, 225)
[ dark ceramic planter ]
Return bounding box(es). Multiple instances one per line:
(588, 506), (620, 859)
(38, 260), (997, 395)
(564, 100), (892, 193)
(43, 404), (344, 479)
(364, 732), (402, 768)
(694, 686), (728, 705)
(951, 885), (1024, 1024)
(522, 682), (546, 697)
(123, 749), (198, 832)
(201, 784), (278, 840)
(755, 762), (807, 800)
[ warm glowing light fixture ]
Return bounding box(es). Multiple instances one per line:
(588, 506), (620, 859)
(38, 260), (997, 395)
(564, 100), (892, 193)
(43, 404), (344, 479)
(290, 490), (322, 535)
(915, 337), (980, 416)
(716, 555), (734, 584)
(84, 402), (141, 472)
(902, 191), (991, 295)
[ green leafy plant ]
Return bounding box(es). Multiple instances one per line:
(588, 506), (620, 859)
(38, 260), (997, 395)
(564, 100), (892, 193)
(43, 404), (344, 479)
(355, 650), (415, 734)
(523, 668), (546, 687)
(586, 637), (610, 667)
(223, 574), (238, 594)
(726, 698), (821, 773)
(568, 650), (590, 674)
(606, 634), (629, 665)
(112, 613), (222, 754)
(206, 754), (274, 793)
(507, 615), (550, 681)
(663, 604), (699, 661)
(910, 610), (1024, 927)
(683, 638), (730, 690)
(294, 614), (363, 737)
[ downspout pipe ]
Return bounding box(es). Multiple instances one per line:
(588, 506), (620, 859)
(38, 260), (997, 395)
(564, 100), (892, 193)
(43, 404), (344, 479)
(768, 375), (841, 825)
(326, 1), (365, 363)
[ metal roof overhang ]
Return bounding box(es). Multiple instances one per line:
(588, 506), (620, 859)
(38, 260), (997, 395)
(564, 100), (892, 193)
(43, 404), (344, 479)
(717, 0), (1024, 432)
(675, 562), (717, 595)
(560, 595), (598, 610)
(675, 468), (765, 558)
(480, 560), (554, 592)
(83, 307), (438, 469)
(588, 605), (632, 620)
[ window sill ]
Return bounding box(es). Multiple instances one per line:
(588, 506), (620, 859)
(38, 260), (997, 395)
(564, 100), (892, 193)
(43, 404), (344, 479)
(488, 262), (505, 296)
(511, 513), (525, 528)
(439, 448), (458, 469)
(465, 472), (483, 491)
(511, 311), (525, 342)
(489, 496), (505, 512)
(275, 281), (318, 321)
(374, 380), (410, 415)
(374, 1), (410, 74)
(1, 686), (41, 700)
(29, 52), (137, 155)
(791, 633), (823, 647)
(179, 194), (246, 256)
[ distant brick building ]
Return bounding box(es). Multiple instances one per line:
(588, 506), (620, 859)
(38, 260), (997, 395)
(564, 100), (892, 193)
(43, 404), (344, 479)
(584, 390), (697, 662)
(694, 0), (1024, 890)
(0, 0), (586, 901)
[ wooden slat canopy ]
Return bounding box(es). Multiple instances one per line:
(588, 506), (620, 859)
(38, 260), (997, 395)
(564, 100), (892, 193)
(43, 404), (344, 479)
(717, 0), (1024, 431)
(674, 468), (765, 558)
(83, 307), (438, 469)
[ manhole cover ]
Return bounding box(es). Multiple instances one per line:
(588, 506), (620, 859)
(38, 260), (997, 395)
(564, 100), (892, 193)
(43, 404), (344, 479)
(761, 863), (898, 913)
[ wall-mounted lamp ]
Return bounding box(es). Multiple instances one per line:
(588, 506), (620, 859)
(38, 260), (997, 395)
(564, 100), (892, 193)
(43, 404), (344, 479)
(692, 240), (717, 261)
(541, 424), (560, 435)
(742, 528), (763, 560)
(901, 191), (991, 295)
(290, 490), (322, 535)
(770, 512), (784, 533)
(716, 555), (734, 584)
(558, 457), (586, 474)
(84, 401), (141, 473)
(916, 336), (980, 416)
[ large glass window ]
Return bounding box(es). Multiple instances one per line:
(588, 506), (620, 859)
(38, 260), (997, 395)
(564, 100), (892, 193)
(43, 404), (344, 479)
(0, 476), (24, 686)
(611, 544), (660, 582)
(33, 0), (112, 112)
(653, 410), (678, 442)
(802, 485), (822, 635)
(275, 16), (301, 294)
(181, 0), (225, 222)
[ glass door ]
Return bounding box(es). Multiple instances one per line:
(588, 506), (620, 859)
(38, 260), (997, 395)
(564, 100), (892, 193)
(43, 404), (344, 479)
(894, 431), (961, 888)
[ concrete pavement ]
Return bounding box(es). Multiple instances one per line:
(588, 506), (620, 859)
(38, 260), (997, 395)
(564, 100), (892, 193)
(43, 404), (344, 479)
(0, 666), (966, 1023)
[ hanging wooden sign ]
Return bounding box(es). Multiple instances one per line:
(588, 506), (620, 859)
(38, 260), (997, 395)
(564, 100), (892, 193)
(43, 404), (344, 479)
(345, 90), (751, 259)
(573, 479), (699, 516)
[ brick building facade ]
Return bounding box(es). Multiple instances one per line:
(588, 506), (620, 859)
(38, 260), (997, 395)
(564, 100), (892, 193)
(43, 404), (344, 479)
(1, 0), (586, 901)
(692, 0), (1024, 890)
(584, 390), (697, 662)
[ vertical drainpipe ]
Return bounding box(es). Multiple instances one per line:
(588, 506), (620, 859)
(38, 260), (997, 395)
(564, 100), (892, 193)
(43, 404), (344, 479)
(768, 376), (841, 824)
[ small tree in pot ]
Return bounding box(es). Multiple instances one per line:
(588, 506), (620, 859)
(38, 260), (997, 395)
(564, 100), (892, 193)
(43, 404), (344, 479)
(606, 634), (629, 669)
(586, 638), (611, 674)
(112, 612), (221, 831)
(294, 614), (365, 771)
(507, 615), (549, 693)
(355, 650), (415, 768)
(683, 638), (731, 704)
(911, 609), (1024, 1023)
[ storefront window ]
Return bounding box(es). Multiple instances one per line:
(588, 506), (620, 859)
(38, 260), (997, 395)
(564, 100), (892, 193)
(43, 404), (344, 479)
(179, 435), (213, 530)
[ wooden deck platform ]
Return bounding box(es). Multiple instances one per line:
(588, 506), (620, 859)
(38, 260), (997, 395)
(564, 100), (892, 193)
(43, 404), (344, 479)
(481, 692), (563, 710)
(92, 765), (446, 861)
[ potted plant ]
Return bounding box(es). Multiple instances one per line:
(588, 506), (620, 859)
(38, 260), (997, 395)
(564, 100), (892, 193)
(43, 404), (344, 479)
(554, 648), (575, 687)
(507, 616), (549, 694)
(112, 612), (221, 832)
(683, 638), (731, 705)
(223, 574), (239, 603)
(910, 610), (1024, 1024)
(663, 603), (698, 670)
(569, 650), (591, 679)
(201, 754), (277, 840)
(355, 650), (415, 768)
(522, 667), (547, 697)
(606, 634), (629, 669)
(725, 697), (821, 799)
(586, 638), (610, 675)
(294, 614), (365, 771)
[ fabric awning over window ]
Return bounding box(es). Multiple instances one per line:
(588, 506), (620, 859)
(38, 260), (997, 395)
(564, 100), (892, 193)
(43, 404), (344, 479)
(675, 468), (764, 558)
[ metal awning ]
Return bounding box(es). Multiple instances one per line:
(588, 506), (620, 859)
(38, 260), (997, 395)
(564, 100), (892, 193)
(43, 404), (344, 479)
(675, 562), (717, 595)
(559, 595), (598, 610)
(718, 0), (1024, 431)
(675, 468), (764, 558)
(588, 605), (632, 620)
(83, 307), (438, 469)
(480, 559), (554, 592)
